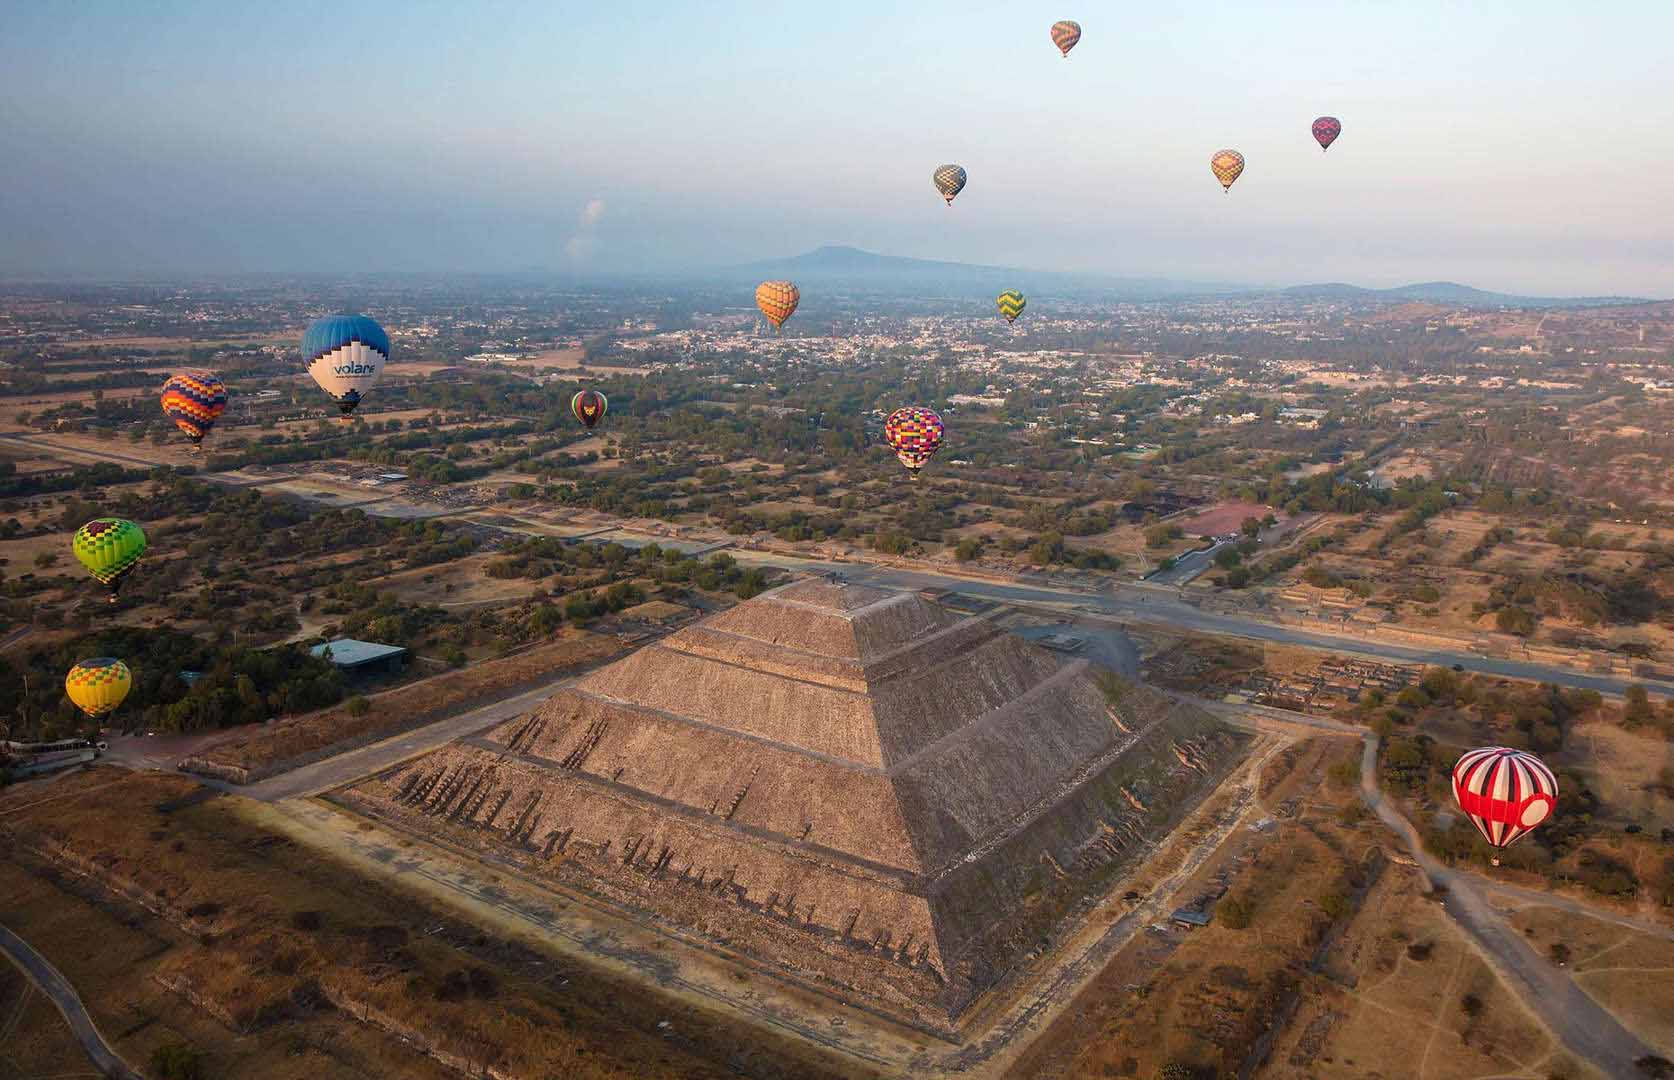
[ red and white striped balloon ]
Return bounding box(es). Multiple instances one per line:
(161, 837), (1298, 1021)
(1451, 746), (1558, 850)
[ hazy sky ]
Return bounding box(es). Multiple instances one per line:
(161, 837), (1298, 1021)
(3, 1), (1671, 295)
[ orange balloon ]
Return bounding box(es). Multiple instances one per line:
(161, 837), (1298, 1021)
(1211, 149), (1245, 192)
(755, 281), (800, 330)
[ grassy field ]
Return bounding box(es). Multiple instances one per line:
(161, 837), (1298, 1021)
(0, 768), (875, 1080)
(181, 630), (627, 781)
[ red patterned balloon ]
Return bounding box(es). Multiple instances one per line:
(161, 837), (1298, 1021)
(1050, 20), (1081, 58)
(883, 406), (946, 476)
(1451, 746), (1558, 851)
(1312, 116), (1342, 151)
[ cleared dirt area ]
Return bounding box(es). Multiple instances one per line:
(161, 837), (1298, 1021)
(366, 554), (545, 608)
(1178, 500), (1284, 537)
(1510, 905), (1674, 1058)
(0, 769), (868, 1080)
(181, 630), (627, 782)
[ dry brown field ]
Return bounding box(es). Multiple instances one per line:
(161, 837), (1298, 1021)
(0, 769), (867, 1080)
(367, 553), (547, 608)
(0, 961), (96, 1077)
(182, 630), (627, 782)
(1266, 866), (1592, 1079)
(1008, 733), (1595, 1080)
(1510, 905), (1674, 1058)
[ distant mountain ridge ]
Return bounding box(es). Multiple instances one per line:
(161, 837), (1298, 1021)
(1280, 280), (1644, 308)
(725, 245), (1246, 300)
(724, 246), (1650, 308)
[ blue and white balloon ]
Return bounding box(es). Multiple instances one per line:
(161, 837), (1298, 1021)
(302, 313), (389, 416)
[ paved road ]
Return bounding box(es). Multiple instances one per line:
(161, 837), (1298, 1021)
(15, 429), (1667, 700)
(0, 924), (144, 1080)
(106, 672), (583, 803)
(745, 560), (1672, 701)
(1146, 539), (1228, 587)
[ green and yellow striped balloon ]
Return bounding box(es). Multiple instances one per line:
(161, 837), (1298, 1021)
(72, 518), (147, 600)
(996, 289), (1027, 324)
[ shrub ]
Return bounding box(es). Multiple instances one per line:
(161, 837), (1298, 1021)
(1218, 895), (1252, 929)
(345, 696), (372, 718)
(149, 1043), (205, 1080)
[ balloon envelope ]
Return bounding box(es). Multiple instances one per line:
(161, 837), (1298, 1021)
(160, 372), (228, 444)
(996, 290), (1027, 324)
(72, 518), (146, 596)
(65, 657), (132, 718)
(1050, 20), (1081, 56)
(1452, 747), (1558, 849)
(571, 389), (608, 430)
(302, 314), (389, 415)
(883, 406), (946, 474)
(933, 164), (968, 205)
(1211, 149), (1245, 191)
(1312, 116), (1342, 151)
(755, 281), (800, 329)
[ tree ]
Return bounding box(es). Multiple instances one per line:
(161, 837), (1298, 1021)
(32, 550), (57, 569)
(1624, 684), (1653, 726)
(1495, 606), (1536, 636)
(954, 538), (982, 562)
(1218, 895), (1252, 929)
(1240, 516), (1262, 537)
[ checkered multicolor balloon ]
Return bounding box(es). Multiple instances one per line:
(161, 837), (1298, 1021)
(65, 657), (132, 717)
(932, 164), (967, 205)
(160, 371), (228, 445)
(755, 281), (800, 330)
(72, 517), (147, 598)
(1210, 149), (1245, 192)
(884, 406), (946, 475)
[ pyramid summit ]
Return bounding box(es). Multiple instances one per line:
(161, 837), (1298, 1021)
(343, 578), (1249, 1023)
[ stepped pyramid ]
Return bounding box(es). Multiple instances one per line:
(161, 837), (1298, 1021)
(345, 578), (1247, 1022)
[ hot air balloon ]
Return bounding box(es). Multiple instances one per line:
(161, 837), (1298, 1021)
(302, 313), (389, 417)
(997, 290), (1027, 324)
(1452, 747), (1558, 863)
(159, 371), (228, 448)
(1210, 150), (1245, 193)
(72, 518), (146, 602)
(65, 657), (132, 719)
(571, 389), (608, 431)
(933, 164), (967, 206)
(755, 281), (800, 330)
(1050, 20), (1081, 57)
(1312, 116), (1342, 152)
(883, 406), (946, 477)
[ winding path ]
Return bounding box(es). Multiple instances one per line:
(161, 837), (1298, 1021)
(0, 924), (144, 1080)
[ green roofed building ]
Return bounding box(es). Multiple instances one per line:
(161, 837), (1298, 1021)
(310, 638), (408, 675)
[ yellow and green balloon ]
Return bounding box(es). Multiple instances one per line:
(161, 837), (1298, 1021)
(65, 657), (132, 719)
(72, 518), (147, 601)
(997, 289), (1027, 324)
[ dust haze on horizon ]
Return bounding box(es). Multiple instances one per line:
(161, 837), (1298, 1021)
(2, 0), (1671, 297)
